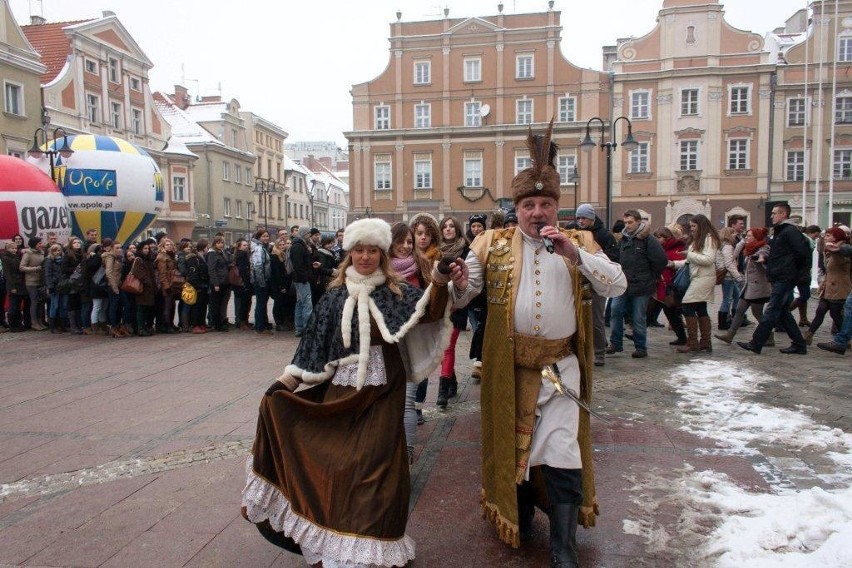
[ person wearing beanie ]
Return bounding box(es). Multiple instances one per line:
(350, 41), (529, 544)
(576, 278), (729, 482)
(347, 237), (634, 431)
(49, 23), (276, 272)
(242, 217), (464, 567)
(574, 203), (620, 367)
(505, 210), (518, 228)
(449, 121), (626, 564)
(802, 227), (850, 346)
(817, 233), (852, 354)
(20, 236), (46, 330)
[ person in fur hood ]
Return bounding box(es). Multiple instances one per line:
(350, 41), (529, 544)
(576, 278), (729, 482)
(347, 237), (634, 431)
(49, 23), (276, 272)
(242, 217), (466, 568)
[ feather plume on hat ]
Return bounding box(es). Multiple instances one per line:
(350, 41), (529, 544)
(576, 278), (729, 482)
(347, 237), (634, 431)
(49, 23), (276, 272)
(511, 118), (561, 204)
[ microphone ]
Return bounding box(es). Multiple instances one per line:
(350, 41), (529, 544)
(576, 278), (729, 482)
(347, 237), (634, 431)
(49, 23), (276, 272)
(535, 222), (555, 254)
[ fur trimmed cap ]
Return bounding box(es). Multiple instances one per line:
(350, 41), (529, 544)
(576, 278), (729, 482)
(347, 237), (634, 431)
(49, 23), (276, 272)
(342, 218), (392, 252)
(511, 119), (561, 204)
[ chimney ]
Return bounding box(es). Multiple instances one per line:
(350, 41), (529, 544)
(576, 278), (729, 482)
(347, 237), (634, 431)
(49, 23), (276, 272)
(30, 15), (46, 25)
(173, 85), (190, 110)
(102, 10), (116, 18)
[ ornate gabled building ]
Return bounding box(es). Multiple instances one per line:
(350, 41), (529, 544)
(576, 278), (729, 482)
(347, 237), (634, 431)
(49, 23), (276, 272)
(346, 5), (609, 228)
(769, 0), (852, 228)
(608, 0), (775, 228)
(1, 0), (46, 157)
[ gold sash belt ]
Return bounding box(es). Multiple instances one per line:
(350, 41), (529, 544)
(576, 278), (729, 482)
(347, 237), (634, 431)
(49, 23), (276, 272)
(512, 333), (573, 370)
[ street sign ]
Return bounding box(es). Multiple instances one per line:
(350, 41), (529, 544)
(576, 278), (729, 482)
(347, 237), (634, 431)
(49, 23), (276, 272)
(215, 219), (227, 227)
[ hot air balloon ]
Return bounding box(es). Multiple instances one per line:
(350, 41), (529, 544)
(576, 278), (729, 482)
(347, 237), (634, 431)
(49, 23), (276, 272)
(0, 155), (72, 244)
(27, 134), (164, 244)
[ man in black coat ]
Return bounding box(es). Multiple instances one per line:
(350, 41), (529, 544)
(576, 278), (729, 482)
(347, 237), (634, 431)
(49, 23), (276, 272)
(607, 209), (668, 358)
(576, 204), (619, 365)
(289, 227), (315, 336)
(738, 202), (811, 354)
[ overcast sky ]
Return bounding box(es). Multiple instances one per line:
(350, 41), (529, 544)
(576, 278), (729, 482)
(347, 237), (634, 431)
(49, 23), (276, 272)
(9, 0), (808, 147)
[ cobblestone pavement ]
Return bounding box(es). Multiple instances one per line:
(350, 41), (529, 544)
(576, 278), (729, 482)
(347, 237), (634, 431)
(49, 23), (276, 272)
(0, 301), (849, 566)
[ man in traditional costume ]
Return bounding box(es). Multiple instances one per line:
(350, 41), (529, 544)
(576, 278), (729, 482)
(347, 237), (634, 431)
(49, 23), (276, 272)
(449, 122), (627, 567)
(241, 217), (461, 567)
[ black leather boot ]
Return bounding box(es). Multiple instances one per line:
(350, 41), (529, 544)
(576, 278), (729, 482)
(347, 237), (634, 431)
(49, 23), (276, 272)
(436, 377), (450, 409)
(447, 372), (458, 398)
(549, 503), (579, 568)
(717, 311), (730, 330)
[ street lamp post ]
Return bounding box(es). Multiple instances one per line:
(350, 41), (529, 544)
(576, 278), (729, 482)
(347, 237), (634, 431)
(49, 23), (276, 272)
(253, 177), (281, 231)
(571, 165), (580, 215)
(28, 127), (74, 182)
(579, 116), (638, 228)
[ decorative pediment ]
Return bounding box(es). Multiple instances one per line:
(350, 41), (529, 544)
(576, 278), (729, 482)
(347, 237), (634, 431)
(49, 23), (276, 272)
(66, 18), (153, 67)
(783, 136), (810, 149)
(674, 127), (705, 140)
(447, 17), (502, 35)
(724, 125), (755, 138)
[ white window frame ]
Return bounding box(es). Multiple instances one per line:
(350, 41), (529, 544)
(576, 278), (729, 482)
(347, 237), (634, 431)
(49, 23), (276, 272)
(3, 81), (24, 116)
(110, 101), (122, 129)
(86, 93), (100, 123)
(414, 61), (431, 85)
(728, 84), (752, 115)
(727, 139), (749, 170)
(414, 153), (432, 189)
(171, 175), (187, 202)
(375, 154), (392, 190)
(131, 108), (143, 135)
(833, 149), (852, 180)
(108, 58), (120, 83)
(516, 54), (534, 80)
(629, 142), (650, 174)
(558, 96), (575, 123)
(245, 167), (252, 186)
(787, 97), (807, 127)
(465, 101), (481, 127)
(464, 57), (481, 82)
(680, 140), (699, 171)
(223, 162), (230, 181)
(835, 96), (852, 124)
(129, 77), (141, 91)
(558, 154), (577, 185)
(839, 36), (852, 62)
(464, 151), (483, 187)
(786, 150), (806, 182)
(630, 90), (651, 120)
(85, 58), (98, 74)
(680, 88), (699, 116)
(234, 164), (242, 184)
(224, 197), (232, 218)
(414, 103), (431, 128)
(247, 202), (254, 220)
(375, 105), (390, 130)
(516, 98), (533, 125)
(236, 200), (243, 219)
(514, 150), (532, 176)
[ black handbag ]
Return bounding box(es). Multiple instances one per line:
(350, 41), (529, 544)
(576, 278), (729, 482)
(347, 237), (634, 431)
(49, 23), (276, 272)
(672, 263), (691, 297)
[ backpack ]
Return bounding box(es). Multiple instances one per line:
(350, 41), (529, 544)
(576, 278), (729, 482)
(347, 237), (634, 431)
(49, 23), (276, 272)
(285, 249), (295, 275)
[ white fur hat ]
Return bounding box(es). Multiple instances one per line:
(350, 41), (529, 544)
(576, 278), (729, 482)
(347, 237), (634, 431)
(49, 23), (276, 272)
(342, 218), (392, 252)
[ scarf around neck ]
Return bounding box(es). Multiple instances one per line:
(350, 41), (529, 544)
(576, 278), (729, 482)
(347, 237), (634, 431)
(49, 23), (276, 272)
(439, 237), (467, 260)
(342, 266), (387, 389)
(391, 254), (418, 281)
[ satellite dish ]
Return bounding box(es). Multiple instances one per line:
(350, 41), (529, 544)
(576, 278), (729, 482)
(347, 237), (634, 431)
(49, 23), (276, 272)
(480, 104), (491, 117)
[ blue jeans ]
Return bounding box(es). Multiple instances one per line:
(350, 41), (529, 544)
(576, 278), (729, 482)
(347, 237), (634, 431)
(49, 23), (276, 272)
(720, 280), (741, 314)
(107, 290), (122, 327)
(294, 281), (313, 334)
(48, 293), (68, 319)
(609, 293), (650, 351)
(751, 281), (805, 349)
(254, 285), (270, 332)
(832, 292), (852, 346)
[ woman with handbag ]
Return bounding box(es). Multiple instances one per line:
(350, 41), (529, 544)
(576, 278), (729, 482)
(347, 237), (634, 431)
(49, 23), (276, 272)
(103, 241), (126, 337)
(19, 237), (46, 331)
(156, 239), (179, 333)
(715, 228), (773, 345)
(84, 243), (109, 335)
(185, 239), (210, 334)
(672, 214), (721, 353)
(129, 240), (158, 337)
(44, 244), (67, 333)
(63, 238), (85, 334)
(654, 226), (688, 346)
(803, 227), (850, 345)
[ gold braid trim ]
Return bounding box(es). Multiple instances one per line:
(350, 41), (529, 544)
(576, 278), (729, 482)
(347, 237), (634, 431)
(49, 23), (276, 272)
(481, 490), (521, 548)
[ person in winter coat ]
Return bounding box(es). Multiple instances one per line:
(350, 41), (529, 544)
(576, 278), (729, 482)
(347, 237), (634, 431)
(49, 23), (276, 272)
(250, 230), (273, 335)
(155, 239), (178, 333)
(102, 241), (126, 337)
(19, 237), (46, 330)
(716, 227), (745, 331)
(607, 210), (668, 358)
(803, 227), (851, 345)
(129, 240), (158, 336)
(816, 238), (852, 354)
(83, 243), (109, 334)
(436, 215), (469, 406)
(738, 203), (812, 355)
(43, 244), (67, 333)
(313, 235), (339, 302)
(120, 246), (138, 334)
(62, 238), (85, 334)
(576, 204), (619, 365)
(232, 239), (253, 330)
(1, 241), (28, 331)
(289, 227), (314, 336)
(653, 227), (688, 346)
(185, 239), (211, 334)
(206, 236), (230, 332)
(269, 238), (290, 331)
(714, 228), (772, 345)
(672, 213), (721, 353)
